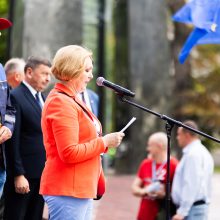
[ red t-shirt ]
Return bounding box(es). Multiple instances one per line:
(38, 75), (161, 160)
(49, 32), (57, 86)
(137, 157), (178, 220)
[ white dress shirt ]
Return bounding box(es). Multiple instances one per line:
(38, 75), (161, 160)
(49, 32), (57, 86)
(171, 139), (214, 217)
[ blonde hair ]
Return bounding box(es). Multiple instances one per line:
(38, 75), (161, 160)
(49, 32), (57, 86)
(51, 45), (92, 81)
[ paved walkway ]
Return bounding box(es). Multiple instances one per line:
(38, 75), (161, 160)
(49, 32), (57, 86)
(93, 175), (139, 220)
(93, 173), (220, 220)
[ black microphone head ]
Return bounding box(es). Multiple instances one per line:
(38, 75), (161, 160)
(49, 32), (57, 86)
(96, 77), (105, 86)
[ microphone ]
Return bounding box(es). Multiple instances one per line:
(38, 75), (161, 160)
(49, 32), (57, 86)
(96, 77), (135, 97)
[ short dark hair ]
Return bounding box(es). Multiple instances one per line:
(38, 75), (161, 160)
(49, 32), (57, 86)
(182, 120), (198, 136)
(24, 56), (51, 73)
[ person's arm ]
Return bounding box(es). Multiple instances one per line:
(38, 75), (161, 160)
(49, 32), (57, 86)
(48, 95), (124, 164)
(132, 177), (147, 197)
(9, 95), (26, 176)
(132, 160), (150, 197)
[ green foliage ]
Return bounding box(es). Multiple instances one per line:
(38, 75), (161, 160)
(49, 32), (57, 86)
(214, 166), (220, 173)
(177, 45), (220, 150)
(0, 0), (8, 13)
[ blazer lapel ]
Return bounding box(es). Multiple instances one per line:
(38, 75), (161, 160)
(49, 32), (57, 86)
(21, 83), (42, 114)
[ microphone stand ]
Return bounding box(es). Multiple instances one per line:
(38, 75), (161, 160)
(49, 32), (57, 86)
(117, 95), (220, 220)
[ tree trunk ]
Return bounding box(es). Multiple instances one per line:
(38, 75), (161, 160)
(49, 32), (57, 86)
(11, 0), (82, 60)
(114, 0), (171, 173)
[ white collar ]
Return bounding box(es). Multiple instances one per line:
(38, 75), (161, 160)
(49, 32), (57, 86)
(183, 139), (201, 154)
(23, 80), (40, 97)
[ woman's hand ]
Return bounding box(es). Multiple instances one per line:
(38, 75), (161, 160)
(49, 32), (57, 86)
(102, 132), (125, 148)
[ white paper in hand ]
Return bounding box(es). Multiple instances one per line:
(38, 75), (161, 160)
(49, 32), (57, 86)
(120, 117), (136, 132)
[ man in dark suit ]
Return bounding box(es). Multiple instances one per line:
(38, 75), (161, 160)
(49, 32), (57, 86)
(4, 56), (51, 220)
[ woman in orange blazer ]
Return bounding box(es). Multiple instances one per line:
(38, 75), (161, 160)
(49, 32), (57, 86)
(40, 45), (125, 220)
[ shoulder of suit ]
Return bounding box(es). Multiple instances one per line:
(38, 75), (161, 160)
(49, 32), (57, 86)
(87, 89), (96, 95)
(87, 89), (99, 99)
(10, 84), (25, 96)
(46, 91), (79, 108)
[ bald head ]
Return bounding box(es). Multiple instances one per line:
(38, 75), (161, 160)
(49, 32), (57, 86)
(146, 132), (168, 162)
(4, 58), (25, 88)
(148, 132), (167, 150)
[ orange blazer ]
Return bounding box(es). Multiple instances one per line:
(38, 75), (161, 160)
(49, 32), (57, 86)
(39, 83), (105, 198)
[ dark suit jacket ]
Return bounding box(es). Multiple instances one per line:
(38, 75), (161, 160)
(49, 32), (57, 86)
(5, 82), (46, 179)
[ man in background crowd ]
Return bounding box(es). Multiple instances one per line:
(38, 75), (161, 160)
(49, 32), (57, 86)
(4, 58), (25, 89)
(4, 56), (51, 220)
(78, 88), (99, 117)
(171, 120), (214, 220)
(132, 132), (178, 220)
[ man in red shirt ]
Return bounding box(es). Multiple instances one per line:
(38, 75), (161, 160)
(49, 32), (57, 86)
(132, 132), (178, 220)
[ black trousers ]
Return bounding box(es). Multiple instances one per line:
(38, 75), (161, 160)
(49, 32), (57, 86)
(3, 177), (44, 220)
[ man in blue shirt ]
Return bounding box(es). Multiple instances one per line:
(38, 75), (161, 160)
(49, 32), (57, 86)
(79, 89), (99, 117)
(0, 18), (16, 197)
(171, 120), (214, 220)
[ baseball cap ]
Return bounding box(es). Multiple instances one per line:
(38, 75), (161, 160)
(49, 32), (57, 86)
(0, 18), (12, 30)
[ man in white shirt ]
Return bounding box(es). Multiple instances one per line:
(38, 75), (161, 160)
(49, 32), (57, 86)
(171, 120), (214, 220)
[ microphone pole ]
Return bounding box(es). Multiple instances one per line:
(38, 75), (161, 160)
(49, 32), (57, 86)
(116, 94), (220, 220)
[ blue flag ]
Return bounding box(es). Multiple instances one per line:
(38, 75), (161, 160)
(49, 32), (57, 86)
(172, 0), (220, 63)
